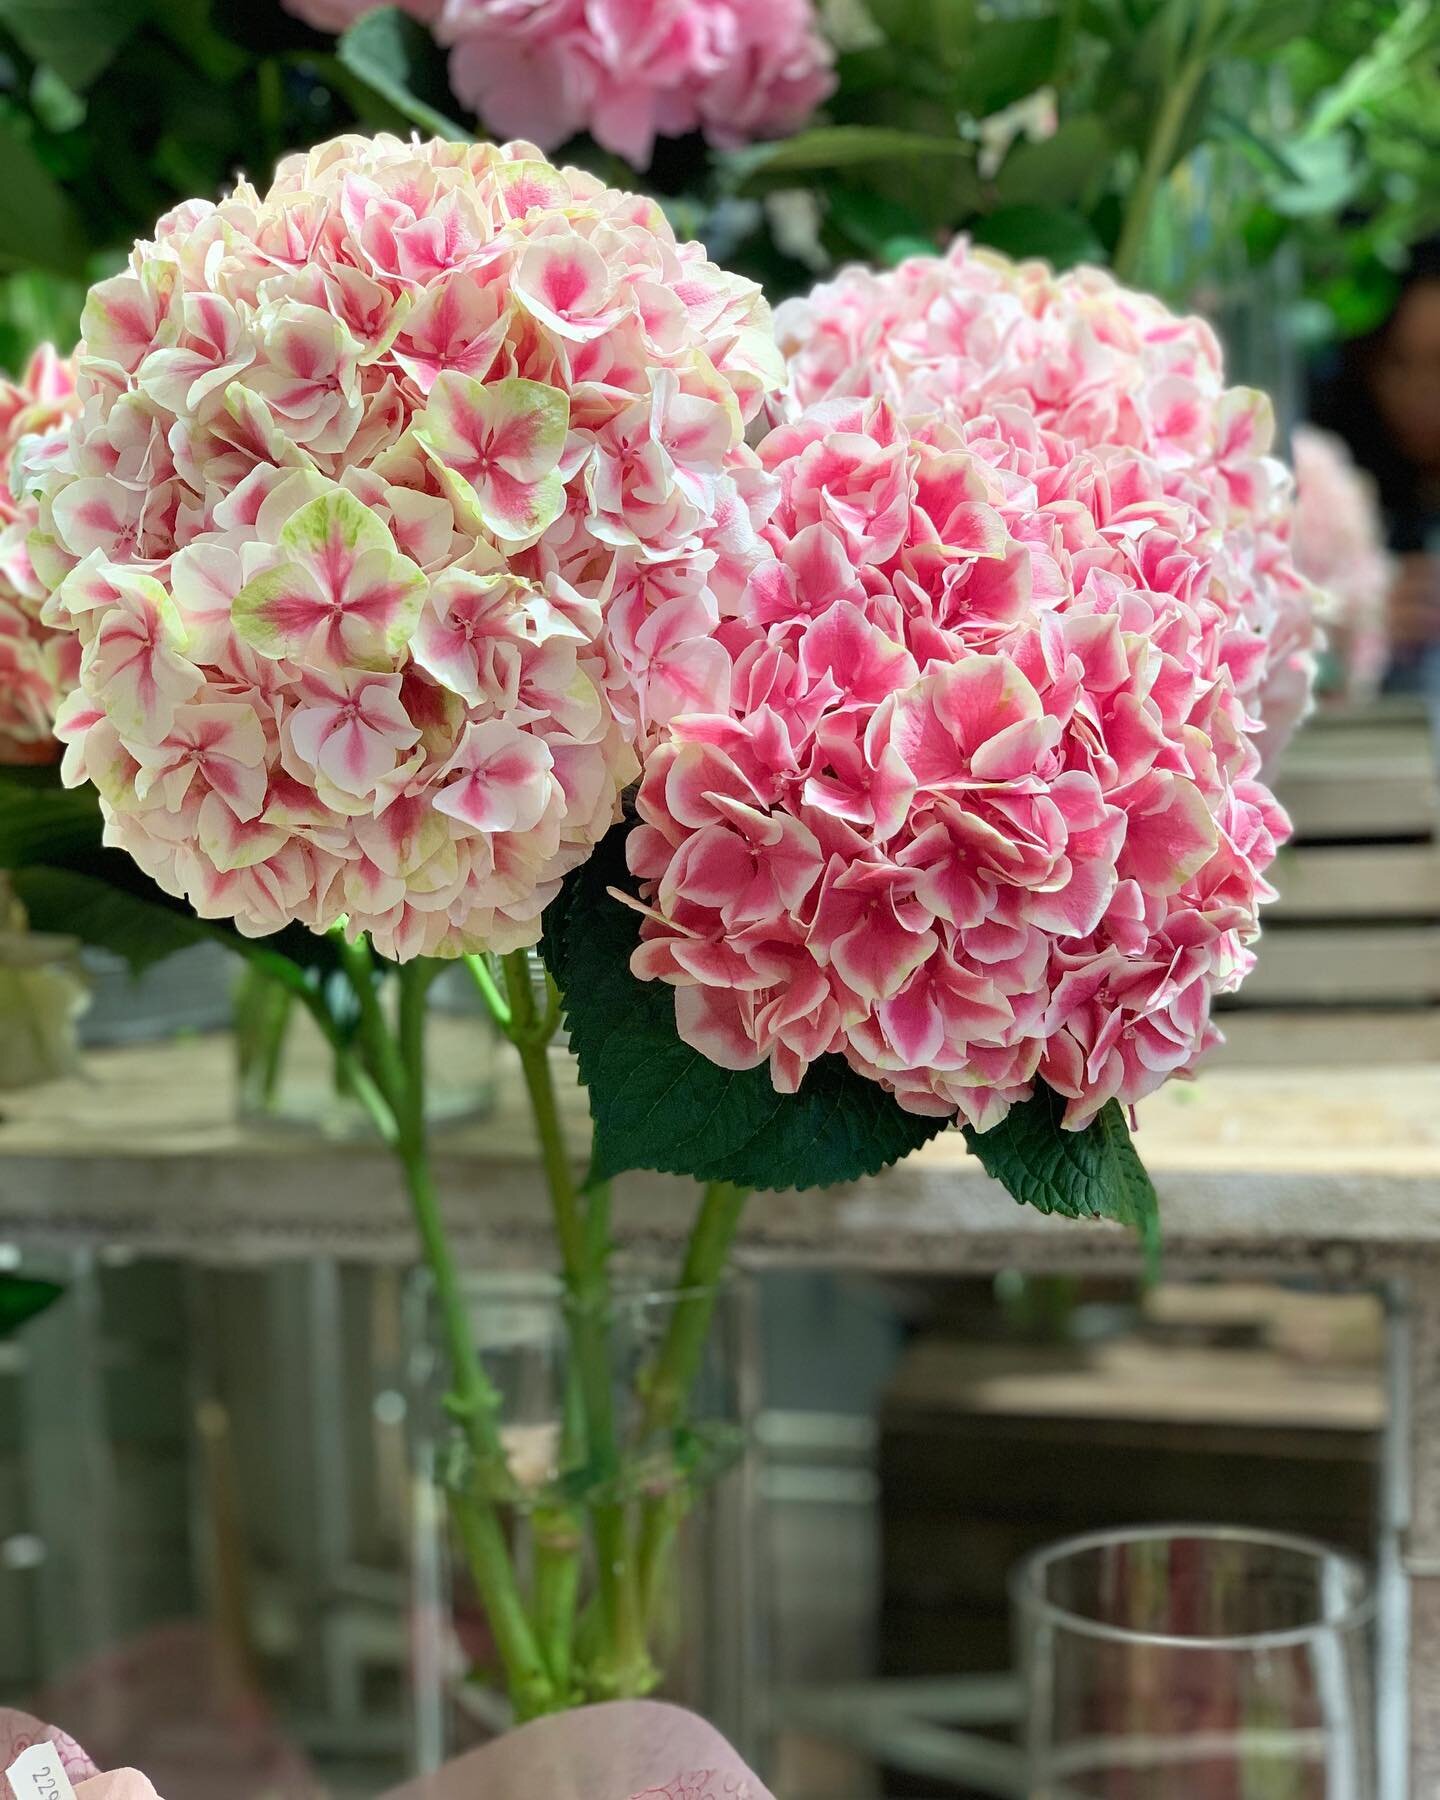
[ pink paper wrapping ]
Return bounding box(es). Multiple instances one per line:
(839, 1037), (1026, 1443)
(75, 1776), (162, 1800)
(383, 1702), (771, 1800)
(0, 1709), (99, 1784)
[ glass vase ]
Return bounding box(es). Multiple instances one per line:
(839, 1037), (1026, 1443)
(1013, 1524), (1376, 1799)
(234, 962), (499, 1137)
(407, 1270), (761, 1766)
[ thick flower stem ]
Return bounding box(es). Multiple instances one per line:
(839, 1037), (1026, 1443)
(635, 1180), (750, 1621)
(331, 941), (557, 1718)
(499, 951), (655, 1698)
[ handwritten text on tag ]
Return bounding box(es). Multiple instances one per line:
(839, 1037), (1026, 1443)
(7, 1742), (79, 1800)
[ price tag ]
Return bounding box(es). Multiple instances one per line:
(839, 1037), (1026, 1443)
(7, 1743), (78, 1800)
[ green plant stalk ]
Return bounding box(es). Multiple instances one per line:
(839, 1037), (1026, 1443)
(332, 943), (558, 1718)
(635, 1180), (750, 1620)
(1112, 52), (1209, 284)
(498, 952), (655, 1698)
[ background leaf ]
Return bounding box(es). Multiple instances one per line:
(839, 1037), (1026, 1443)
(993, 115), (1110, 208)
(727, 126), (982, 192)
(337, 7), (468, 141)
(0, 1272), (63, 1339)
(541, 821), (948, 1191)
(9, 865), (212, 974)
(971, 203), (1106, 268)
(0, 768), (339, 977)
(0, 0), (150, 90)
(0, 115), (88, 276)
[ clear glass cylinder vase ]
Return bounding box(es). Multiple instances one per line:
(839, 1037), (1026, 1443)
(1013, 1525), (1376, 1799)
(407, 1270), (761, 1766)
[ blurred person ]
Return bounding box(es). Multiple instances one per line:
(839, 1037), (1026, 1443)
(1311, 241), (1440, 707)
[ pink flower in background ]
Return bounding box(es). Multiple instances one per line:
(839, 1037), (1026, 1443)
(282, 0), (836, 170)
(0, 347), (80, 762)
(36, 134), (783, 959)
(1291, 424), (1390, 702)
(775, 241), (1322, 764)
(628, 392), (1291, 1132)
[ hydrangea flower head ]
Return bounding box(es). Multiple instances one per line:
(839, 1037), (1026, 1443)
(775, 242), (1320, 759)
(0, 346), (80, 762)
(627, 391), (1292, 1131)
(284, 0), (836, 171)
(37, 133), (782, 958)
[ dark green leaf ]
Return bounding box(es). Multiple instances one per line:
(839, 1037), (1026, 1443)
(337, 7), (467, 141)
(962, 1084), (1160, 1251)
(0, 771), (105, 866)
(957, 16), (1061, 116)
(825, 184), (934, 263)
(0, 0), (149, 90)
(1220, 0), (1322, 57)
(0, 1272), (63, 1338)
(0, 769), (339, 977)
(726, 126), (982, 202)
(1210, 109), (1305, 186)
(541, 821), (947, 1192)
(994, 116), (1110, 208)
(971, 203), (1105, 268)
(11, 864), (213, 973)
(0, 113), (88, 276)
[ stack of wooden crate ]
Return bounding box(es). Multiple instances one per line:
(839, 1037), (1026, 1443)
(1215, 699), (1440, 1065)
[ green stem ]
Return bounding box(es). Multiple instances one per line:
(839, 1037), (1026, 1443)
(640, 1181), (750, 1436)
(1112, 53), (1208, 284)
(332, 944), (556, 1717)
(532, 1500), (583, 1700)
(635, 1180), (750, 1621)
(463, 953), (512, 1031)
(498, 953), (654, 1698)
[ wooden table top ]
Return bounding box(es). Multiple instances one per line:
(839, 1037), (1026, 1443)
(1, 1032), (1436, 1276)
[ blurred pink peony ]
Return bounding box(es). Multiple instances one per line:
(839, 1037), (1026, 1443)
(35, 133), (782, 959)
(627, 392), (1291, 1131)
(0, 346), (80, 762)
(1291, 424), (1390, 702)
(775, 242), (1321, 762)
(282, 0), (835, 170)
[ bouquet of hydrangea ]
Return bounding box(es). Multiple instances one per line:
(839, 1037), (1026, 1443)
(0, 131), (1310, 1715)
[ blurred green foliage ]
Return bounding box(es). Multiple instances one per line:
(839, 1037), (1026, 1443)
(0, 0), (1432, 370)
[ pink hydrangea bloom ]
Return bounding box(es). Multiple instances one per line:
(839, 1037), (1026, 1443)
(281, 0), (835, 170)
(775, 242), (1321, 764)
(627, 392), (1292, 1132)
(0, 346), (80, 762)
(36, 133), (782, 960)
(1292, 424), (1390, 702)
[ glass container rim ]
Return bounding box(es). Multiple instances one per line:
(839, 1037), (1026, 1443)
(1010, 1522), (1375, 1651)
(418, 1265), (742, 1311)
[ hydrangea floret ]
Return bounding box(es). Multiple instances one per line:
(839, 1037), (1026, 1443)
(35, 133), (783, 958)
(774, 242), (1321, 760)
(626, 385), (1294, 1133)
(284, 0), (837, 170)
(0, 348), (80, 763)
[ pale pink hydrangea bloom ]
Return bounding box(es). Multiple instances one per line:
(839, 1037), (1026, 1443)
(627, 392), (1292, 1132)
(36, 133), (783, 960)
(1291, 424), (1390, 702)
(282, 0), (836, 170)
(0, 346), (80, 762)
(775, 241), (1321, 763)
